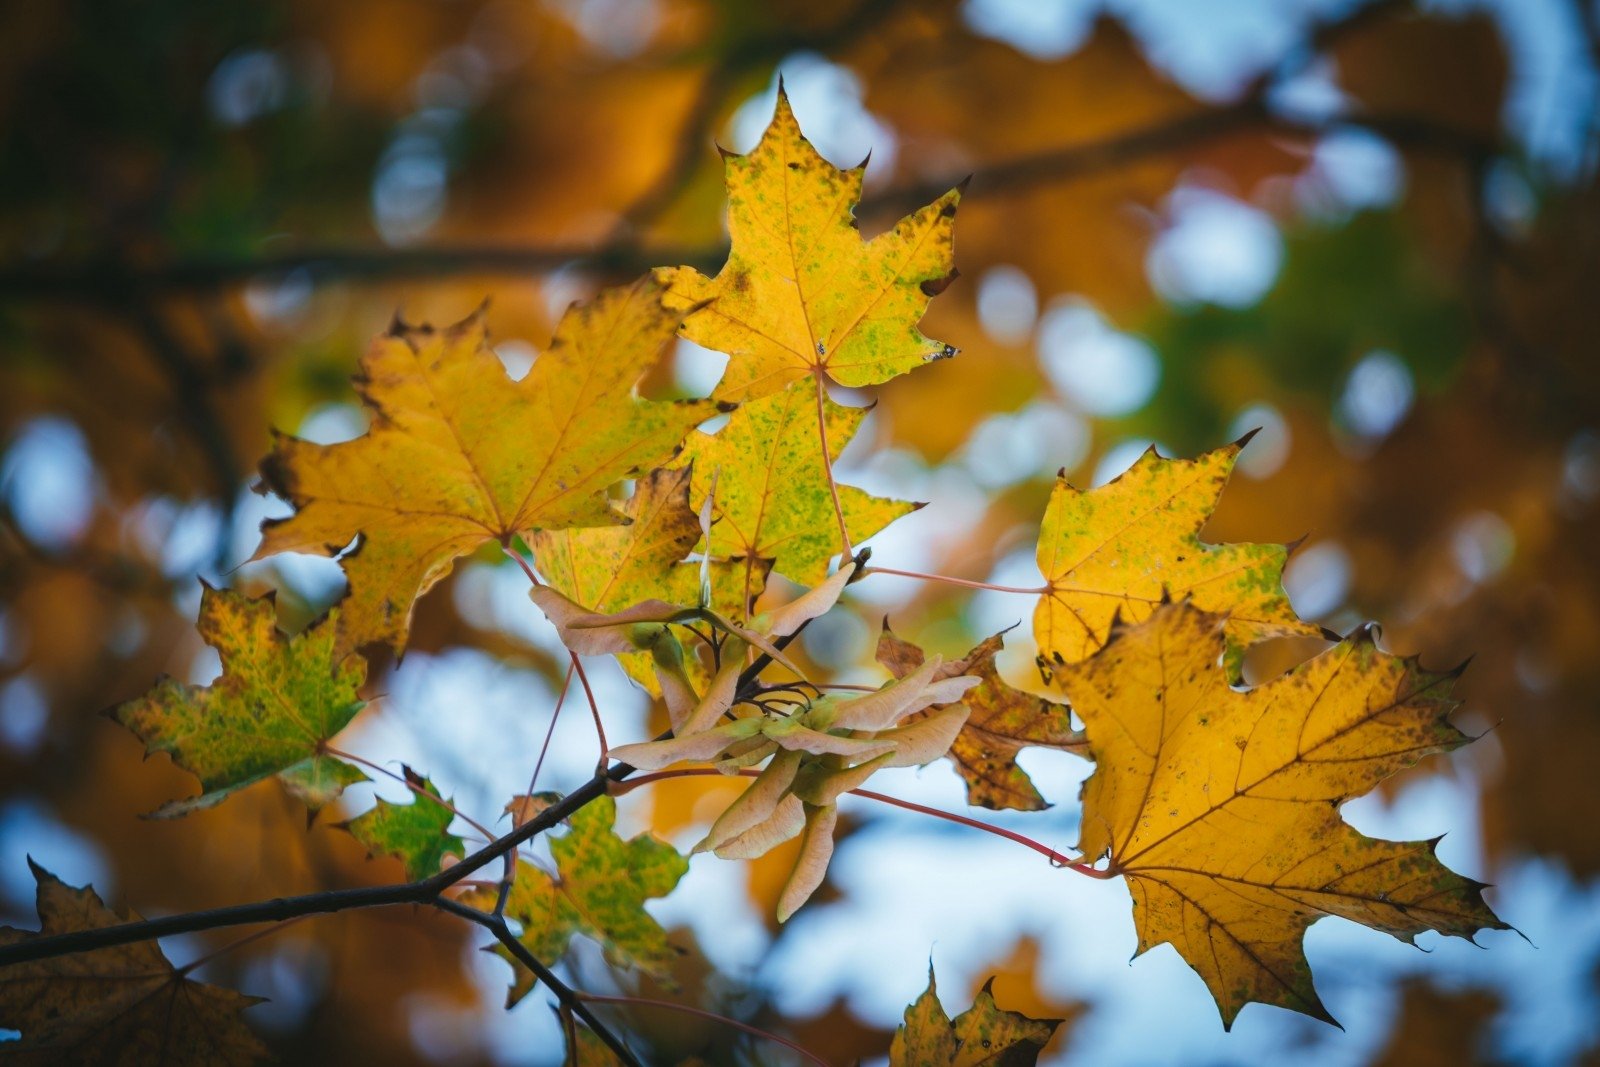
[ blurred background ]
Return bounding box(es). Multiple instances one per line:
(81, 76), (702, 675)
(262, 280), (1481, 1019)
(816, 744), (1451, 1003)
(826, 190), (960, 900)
(2, 0), (1598, 1062)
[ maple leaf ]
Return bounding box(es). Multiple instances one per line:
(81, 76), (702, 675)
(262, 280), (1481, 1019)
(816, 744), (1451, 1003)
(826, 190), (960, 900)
(464, 795), (686, 1006)
(1033, 437), (1321, 680)
(655, 87), (962, 402)
(529, 465), (703, 619)
(254, 277), (720, 655)
(0, 862), (267, 1064)
(889, 966), (1060, 1066)
(529, 465), (771, 692)
(109, 585), (367, 818)
(675, 381), (917, 587)
(878, 625), (1088, 811)
(341, 767), (465, 880)
(1061, 600), (1507, 1026)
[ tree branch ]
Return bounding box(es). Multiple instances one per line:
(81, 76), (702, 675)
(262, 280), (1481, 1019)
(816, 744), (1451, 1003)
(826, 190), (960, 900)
(432, 897), (642, 1067)
(0, 105), (1497, 307)
(0, 748), (644, 968)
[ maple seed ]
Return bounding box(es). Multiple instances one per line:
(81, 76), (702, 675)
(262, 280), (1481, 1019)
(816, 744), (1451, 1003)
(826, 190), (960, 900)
(878, 623), (1087, 811)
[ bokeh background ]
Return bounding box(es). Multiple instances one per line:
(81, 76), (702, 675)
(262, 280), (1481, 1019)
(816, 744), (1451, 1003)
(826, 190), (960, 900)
(3, 0), (1599, 1063)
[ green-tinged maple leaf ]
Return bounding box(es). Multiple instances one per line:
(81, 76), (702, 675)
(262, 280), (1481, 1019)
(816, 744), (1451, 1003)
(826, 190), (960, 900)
(878, 626), (1088, 811)
(1062, 600), (1507, 1026)
(889, 966), (1060, 1066)
(109, 585), (367, 818)
(341, 767), (465, 880)
(674, 381), (917, 586)
(529, 466), (703, 618)
(528, 465), (768, 690)
(253, 278), (720, 656)
(1033, 437), (1321, 680)
(656, 87), (961, 402)
(0, 862), (267, 1065)
(464, 796), (686, 1006)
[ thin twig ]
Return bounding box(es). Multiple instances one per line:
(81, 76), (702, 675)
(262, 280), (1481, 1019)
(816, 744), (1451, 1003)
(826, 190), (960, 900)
(175, 914), (313, 977)
(0, 747), (649, 968)
(611, 766), (1108, 877)
(527, 661), (576, 797)
(862, 566), (1048, 595)
(0, 104), (1496, 308)
(433, 897), (642, 1067)
(569, 651), (609, 765)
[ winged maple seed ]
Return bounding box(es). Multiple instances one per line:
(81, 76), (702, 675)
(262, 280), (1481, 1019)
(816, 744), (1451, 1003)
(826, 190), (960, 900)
(655, 85), (962, 403)
(1060, 599), (1506, 1026)
(252, 277), (720, 657)
(531, 563), (980, 920)
(878, 623), (1088, 811)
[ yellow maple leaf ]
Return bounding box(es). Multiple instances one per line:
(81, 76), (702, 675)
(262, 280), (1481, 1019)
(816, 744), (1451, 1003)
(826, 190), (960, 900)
(675, 381), (917, 588)
(529, 465), (704, 618)
(1033, 437), (1321, 678)
(1061, 600), (1506, 1026)
(890, 966), (1061, 1067)
(655, 87), (962, 402)
(254, 278), (719, 655)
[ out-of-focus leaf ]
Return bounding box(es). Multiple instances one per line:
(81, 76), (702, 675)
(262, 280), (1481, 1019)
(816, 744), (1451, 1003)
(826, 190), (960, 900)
(0, 862), (267, 1065)
(110, 584), (367, 817)
(889, 965), (1060, 1066)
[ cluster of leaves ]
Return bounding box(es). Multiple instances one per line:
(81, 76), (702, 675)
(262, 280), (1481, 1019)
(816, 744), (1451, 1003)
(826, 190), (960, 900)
(0, 90), (1505, 1063)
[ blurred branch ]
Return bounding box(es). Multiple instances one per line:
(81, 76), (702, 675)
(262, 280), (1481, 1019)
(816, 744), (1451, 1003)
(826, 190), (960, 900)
(0, 244), (725, 302)
(433, 897), (643, 1067)
(0, 108), (1498, 305)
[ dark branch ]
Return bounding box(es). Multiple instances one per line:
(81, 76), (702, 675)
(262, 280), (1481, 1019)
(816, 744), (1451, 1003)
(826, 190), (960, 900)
(0, 104), (1497, 307)
(433, 897), (643, 1067)
(0, 749), (642, 969)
